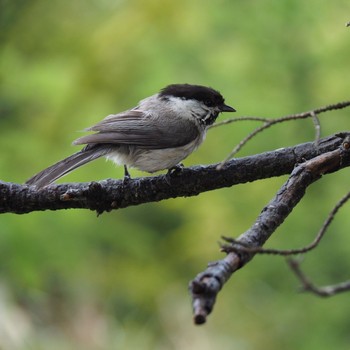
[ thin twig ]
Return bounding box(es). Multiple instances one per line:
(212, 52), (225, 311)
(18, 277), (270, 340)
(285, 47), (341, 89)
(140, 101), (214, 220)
(215, 101), (350, 169)
(288, 258), (350, 297)
(221, 190), (350, 256)
(210, 116), (270, 128)
(216, 122), (270, 169)
(310, 111), (321, 146)
(214, 101), (350, 130)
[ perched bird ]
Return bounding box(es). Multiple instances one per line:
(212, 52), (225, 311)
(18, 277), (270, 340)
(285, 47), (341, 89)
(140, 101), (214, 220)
(26, 84), (235, 187)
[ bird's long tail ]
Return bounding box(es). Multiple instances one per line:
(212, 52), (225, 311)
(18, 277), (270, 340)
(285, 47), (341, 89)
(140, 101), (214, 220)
(26, 146), (110, 188)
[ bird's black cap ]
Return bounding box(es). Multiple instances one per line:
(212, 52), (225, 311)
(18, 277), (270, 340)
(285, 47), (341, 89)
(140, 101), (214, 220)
(160, 84), (235, 111)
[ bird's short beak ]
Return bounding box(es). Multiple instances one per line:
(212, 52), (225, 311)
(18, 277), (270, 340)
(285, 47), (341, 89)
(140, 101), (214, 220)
(220, 104), (236, 112)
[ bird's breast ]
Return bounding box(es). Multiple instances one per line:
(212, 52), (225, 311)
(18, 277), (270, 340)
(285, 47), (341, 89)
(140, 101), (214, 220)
(106, 133), (205, 173)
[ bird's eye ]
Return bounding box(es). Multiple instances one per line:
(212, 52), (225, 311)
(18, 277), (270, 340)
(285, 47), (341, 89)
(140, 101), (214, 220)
(204, 100), (212, 106)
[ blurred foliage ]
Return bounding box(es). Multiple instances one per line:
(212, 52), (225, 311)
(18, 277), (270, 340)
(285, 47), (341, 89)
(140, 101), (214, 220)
(1, 0), (350, 349)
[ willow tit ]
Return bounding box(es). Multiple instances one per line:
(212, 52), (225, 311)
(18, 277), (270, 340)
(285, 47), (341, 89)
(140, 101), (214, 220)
(26, 84), (235, 187)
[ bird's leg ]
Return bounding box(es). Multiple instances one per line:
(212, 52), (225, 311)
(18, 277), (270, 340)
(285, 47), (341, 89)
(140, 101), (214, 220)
(123, 165), (131, 182)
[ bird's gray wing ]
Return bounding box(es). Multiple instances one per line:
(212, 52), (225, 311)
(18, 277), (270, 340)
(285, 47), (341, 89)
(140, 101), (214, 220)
(74, 110), (200, 149)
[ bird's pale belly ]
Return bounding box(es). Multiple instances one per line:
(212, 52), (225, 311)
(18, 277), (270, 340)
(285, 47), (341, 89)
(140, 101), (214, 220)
(106, 138), (202, 173)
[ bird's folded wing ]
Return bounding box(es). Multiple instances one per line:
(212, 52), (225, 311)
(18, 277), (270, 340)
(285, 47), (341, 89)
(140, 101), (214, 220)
(73, 110), (200, 149)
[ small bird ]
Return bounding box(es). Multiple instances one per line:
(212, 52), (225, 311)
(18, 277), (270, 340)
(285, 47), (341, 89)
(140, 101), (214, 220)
(26, 84), (235, 187)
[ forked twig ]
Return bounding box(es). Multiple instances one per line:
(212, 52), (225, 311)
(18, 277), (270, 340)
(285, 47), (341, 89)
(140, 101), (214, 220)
(214, 101), (350, 169)
(221, 191), (350, 256)
(190, 137), (350, 324)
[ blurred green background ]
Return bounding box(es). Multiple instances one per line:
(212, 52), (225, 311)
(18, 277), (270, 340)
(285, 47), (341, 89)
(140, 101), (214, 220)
(1, 0), (350, 349)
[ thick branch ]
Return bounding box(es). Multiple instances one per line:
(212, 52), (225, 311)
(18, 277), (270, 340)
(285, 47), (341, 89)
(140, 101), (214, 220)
(0, 133), (348, 214)
(189, 134), (350, 325)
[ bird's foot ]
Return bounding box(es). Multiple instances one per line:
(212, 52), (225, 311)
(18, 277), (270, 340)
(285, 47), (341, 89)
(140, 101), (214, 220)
(167, 163), (185, 176)
(165, 163), (185, 184)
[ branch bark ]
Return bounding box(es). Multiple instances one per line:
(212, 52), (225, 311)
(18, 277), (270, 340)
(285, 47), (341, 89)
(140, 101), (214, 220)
(189, 133), (350, 324)
(0, 133), (348, 215)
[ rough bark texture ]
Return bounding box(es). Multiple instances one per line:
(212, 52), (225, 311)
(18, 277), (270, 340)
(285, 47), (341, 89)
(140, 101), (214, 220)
(189, 133), (350, 324)
(0, 133), (347, 215)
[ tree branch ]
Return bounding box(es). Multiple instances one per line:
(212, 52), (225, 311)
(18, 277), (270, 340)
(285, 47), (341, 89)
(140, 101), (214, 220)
(222, 190), (350, 256)
(189, 134), (350, 325)
(0, 133), (348, 215)
(214, 101), (350, 164)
